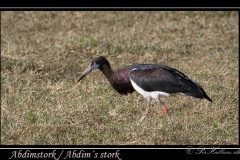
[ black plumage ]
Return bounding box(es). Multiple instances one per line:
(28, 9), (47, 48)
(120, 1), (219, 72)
(130, 64), (212, 102)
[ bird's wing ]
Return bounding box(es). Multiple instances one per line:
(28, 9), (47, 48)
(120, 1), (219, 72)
(129, 64), (192, 93)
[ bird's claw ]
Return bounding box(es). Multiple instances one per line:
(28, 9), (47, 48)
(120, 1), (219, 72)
(137, 116), (146, 125)
(166, 113), (173, 125)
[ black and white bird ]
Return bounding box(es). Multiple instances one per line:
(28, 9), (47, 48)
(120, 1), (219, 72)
(77, 56), (212, 123)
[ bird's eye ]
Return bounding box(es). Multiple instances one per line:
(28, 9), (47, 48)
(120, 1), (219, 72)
(90, 61), (96, 66)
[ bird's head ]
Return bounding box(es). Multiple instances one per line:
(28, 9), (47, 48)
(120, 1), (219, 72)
(77, 56), (111, 82)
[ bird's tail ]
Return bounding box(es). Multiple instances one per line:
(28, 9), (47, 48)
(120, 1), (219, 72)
(183, 79), (212, 102)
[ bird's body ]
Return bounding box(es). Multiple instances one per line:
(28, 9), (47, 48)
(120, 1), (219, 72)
(129, 64), (212, 101)
(78, 56), (212, 123)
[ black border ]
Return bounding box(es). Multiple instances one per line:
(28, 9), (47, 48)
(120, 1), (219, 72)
(1, 145), (240, 159)
(0, 0), (240, 8)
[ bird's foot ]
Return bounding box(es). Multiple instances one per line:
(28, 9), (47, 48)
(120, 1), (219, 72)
(137, 116), (146, 125)
(162, 105), (173, 125)
(137, 108), (150, 125)
(139, 115), (146, 122)
(166, 113), (173, 125)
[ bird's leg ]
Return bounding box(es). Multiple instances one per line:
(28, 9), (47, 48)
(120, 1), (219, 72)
(159, 99), (173, 124)
(139, 98), (152, 123)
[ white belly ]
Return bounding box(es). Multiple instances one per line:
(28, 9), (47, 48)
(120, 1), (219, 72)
(130, 79), (170, 101)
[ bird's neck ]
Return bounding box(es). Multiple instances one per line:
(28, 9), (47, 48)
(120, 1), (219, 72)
(101, 64), (114, 81)
(100, 64), (135, 95)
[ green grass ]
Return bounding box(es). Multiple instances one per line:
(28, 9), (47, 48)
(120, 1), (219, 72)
(1, 11), (238, 145)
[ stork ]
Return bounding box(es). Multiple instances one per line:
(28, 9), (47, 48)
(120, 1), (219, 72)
(77, 56), (212, 124)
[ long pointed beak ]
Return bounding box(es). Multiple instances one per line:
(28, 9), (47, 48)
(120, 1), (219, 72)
(77, 63), (99, 82)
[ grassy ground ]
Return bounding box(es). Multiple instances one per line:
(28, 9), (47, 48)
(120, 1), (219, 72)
(1, 11), (238, 145)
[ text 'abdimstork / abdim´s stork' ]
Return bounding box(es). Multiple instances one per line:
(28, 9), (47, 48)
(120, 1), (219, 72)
(77, 56), (212, 124)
